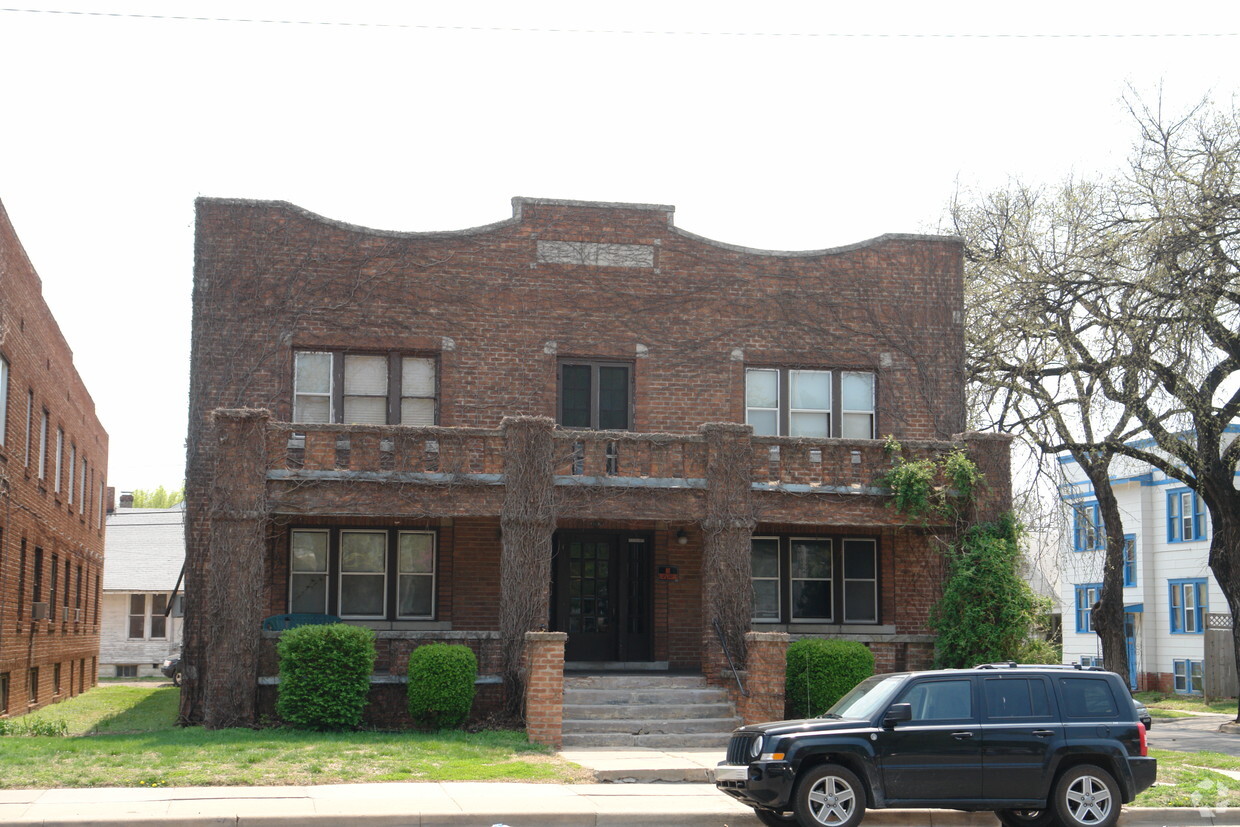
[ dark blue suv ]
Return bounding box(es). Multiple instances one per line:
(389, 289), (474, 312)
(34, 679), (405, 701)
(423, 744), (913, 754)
(716, 664), (1155, 827)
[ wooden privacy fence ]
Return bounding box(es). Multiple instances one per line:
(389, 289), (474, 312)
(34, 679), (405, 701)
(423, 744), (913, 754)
(1205, 613), (1239, 698)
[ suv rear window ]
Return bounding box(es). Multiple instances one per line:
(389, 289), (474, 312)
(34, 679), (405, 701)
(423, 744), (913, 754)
(1059, 677), (1119, 718)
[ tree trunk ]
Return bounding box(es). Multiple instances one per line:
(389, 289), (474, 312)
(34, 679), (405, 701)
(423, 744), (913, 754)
(1081, 462), (1128, 684)
(1205, 482), (1240, 722)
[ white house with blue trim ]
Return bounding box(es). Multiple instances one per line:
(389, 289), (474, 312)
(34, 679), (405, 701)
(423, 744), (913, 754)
(1058, 425), (1238, 695)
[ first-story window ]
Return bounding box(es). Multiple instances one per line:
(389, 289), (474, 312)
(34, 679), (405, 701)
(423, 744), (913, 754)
(128, 594), (145, 638)
(751, 535), (878, 624)
(1170, 579), (1207, 633)
(1174, 659), (1203, 694)
(1074, 584), (1100, 633)
(289, 527), (437, 620)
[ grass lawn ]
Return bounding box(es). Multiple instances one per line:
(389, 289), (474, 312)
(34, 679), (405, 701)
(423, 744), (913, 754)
(1, 685), (589, 788)
(1138, 749), (1240, 807)
(1135, 691), (1238, 717)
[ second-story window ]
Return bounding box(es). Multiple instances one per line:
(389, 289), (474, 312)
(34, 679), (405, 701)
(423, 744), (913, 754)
(745, 368), (875, 438)
(293, 351), (437, 426)
(558, 361), (632, 430)
(0, 354), (8, 446)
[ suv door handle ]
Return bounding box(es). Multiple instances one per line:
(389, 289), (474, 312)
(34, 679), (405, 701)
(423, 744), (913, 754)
(951, 731), (975, 740)
(1032, 730), (1055, 738)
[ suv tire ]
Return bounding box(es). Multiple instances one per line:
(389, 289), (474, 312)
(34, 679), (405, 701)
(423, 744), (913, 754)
(1052, 764), (1120, 827)
(752, 809), (797, 826)
(793, 764), (865, 827)
(995, 809), (1056, 827)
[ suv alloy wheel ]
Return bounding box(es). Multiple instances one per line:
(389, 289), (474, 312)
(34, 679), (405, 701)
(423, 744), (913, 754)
(1053, 764), (1120, 827)
(794, 764), (865, 827)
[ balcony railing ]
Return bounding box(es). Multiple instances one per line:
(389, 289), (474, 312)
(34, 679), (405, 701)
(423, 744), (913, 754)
(264, 421), (960, 496)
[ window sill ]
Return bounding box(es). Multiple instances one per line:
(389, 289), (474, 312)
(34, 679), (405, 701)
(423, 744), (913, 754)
(754, 622), (896, 635)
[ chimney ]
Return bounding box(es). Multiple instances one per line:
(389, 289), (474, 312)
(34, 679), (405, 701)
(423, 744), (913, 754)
(119, 492), (134, 509)
(106, 486), (117, 514)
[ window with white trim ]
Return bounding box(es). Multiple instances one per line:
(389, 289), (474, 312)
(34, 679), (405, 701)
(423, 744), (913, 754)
(38, 409), (48, 479)
(751, 536), (878, 624)
(54, 428), (63, 492)
(1167, 489), (1207, 542)
(289, 528), (437, 620)
(128, 594), (145, 638)
(0, 354), (8, 446)
(293, 351), (437, 426)
(24, 390), (32, 466)
(1174, 659), (1203, 694)
(744, 368), (875, 438)
(67, 444), (76, 504)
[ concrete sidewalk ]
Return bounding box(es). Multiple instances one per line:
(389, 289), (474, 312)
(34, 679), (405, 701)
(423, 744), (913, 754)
(1, 783), (1237, 826)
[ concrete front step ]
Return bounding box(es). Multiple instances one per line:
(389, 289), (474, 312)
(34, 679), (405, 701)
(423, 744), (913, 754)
(562, 716), (741, 735)
(562, 687), (731, 706)
(561, 731), (733, 749)
(564, 674), (710, 689)
(562, 702), (736, 720)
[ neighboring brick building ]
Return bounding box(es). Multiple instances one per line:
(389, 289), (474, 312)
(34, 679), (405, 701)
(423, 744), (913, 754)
(183, 197), (1012, 733)
(0, 199), (109, 717)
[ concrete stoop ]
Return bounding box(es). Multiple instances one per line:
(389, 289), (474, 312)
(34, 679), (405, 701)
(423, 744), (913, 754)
(561, 673), (740, 750)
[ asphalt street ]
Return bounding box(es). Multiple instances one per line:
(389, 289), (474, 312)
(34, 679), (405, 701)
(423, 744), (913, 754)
(1149, 713), (1240, 756)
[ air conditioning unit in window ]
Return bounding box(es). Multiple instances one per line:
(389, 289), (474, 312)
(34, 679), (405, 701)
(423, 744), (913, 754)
(62, 606), (72, 622)
(31, 602), (50, 620)
(74, 608), (83, 622)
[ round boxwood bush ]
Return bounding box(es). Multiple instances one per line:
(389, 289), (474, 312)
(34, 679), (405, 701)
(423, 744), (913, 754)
(407, 643), (477, 729)
(276, 623), (376, 730)
(786, 638), (874, 718)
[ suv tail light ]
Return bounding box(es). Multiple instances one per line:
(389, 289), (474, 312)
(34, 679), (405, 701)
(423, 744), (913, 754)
(1138, 721), (1148, 757)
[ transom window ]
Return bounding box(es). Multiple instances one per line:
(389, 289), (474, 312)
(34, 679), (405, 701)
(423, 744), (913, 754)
(1169, 579), (1207, 634)
(293, 350), (437, 426)
(290, 528), (436, 620)
(558, 361), (632, 430)
(751, 536), (878, 624)
(744, 368), (875, 438)
(1167, 489), (1206, 543)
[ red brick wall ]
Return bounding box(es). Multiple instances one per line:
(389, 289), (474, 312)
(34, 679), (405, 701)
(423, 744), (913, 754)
(184, 197), (976, 721)
(0, 200), (109, 716)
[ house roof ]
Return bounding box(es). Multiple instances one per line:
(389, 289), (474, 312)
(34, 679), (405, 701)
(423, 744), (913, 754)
(102, 507), (186, 591)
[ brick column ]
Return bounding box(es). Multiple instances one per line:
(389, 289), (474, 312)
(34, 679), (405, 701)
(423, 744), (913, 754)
(523, 631), (567, 748)
(203, 408), (270, 729)
(739, 631), (790, 725)
(956, 431), (1015, 523)
(700, 423), (755, 683)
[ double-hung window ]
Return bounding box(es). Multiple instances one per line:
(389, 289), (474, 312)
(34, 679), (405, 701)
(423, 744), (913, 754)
(1174, 659), (1203, 694)
(54, 428), (63, 493)
(293, 351), (437, 426)
(1167, 489), (1207, 542)
(1122, 535), (1137, 587)
(744, 368), (875, 438)
(558, 361), (632, 430)
(1074, 583), (1101, 633)
(0, 354), (8, 445)
(1072, 502), (1104, 551)
(751, 536), (878, 624)
(1169, 579), (1207, 634)
(38, 409), (48, 479)
(289, 528), (436, 620)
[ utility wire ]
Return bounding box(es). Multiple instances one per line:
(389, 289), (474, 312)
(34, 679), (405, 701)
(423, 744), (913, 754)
(1, 7), (1238, 38)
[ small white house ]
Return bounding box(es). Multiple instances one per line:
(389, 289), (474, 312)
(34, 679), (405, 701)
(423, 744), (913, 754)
(100, 506), (185, 679)
(1058, 428), (1238, 694)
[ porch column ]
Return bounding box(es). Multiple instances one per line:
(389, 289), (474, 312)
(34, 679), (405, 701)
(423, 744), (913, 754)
(524, 631), (567, 748)
(956, 431), (1015, 523)
(203, 408), (270, 729)
(739, 631), (790, 725)
(700, 423), (756, 682)
(499, 416), (557, 716)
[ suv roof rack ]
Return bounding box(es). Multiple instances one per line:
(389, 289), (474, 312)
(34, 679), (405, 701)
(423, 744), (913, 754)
(972, 662), (1107, 671)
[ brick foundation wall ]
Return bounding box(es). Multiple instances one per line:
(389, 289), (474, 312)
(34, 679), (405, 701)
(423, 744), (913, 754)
(0, 200), (108, 717)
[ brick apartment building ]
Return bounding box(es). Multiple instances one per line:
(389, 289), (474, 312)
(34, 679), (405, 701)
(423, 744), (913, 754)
(183, 197), (1012, 734)
(0, 199), (109, 717)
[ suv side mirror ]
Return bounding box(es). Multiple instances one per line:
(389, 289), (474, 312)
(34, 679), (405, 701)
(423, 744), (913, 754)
(883, 703), (913, 728)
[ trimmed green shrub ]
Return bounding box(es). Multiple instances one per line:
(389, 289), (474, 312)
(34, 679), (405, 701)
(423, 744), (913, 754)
(407, 643), (477, 729)
(276, 623), (376, 730)
(785, 638), (874, 718)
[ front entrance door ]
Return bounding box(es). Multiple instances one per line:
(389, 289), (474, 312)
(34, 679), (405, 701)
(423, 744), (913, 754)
(552, 532), (651, 662)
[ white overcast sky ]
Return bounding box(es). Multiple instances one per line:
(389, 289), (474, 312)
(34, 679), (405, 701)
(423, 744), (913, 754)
(1, 0), (1237, 492)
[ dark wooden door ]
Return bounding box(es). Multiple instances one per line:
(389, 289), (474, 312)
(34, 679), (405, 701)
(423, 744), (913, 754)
(554, 533), (651, 662)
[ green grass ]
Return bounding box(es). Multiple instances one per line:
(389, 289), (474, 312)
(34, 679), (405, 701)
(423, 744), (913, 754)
(1135, 691), (1238, 716)
(1137, 750), (1240, 807)
(0, 686), (588, 788)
